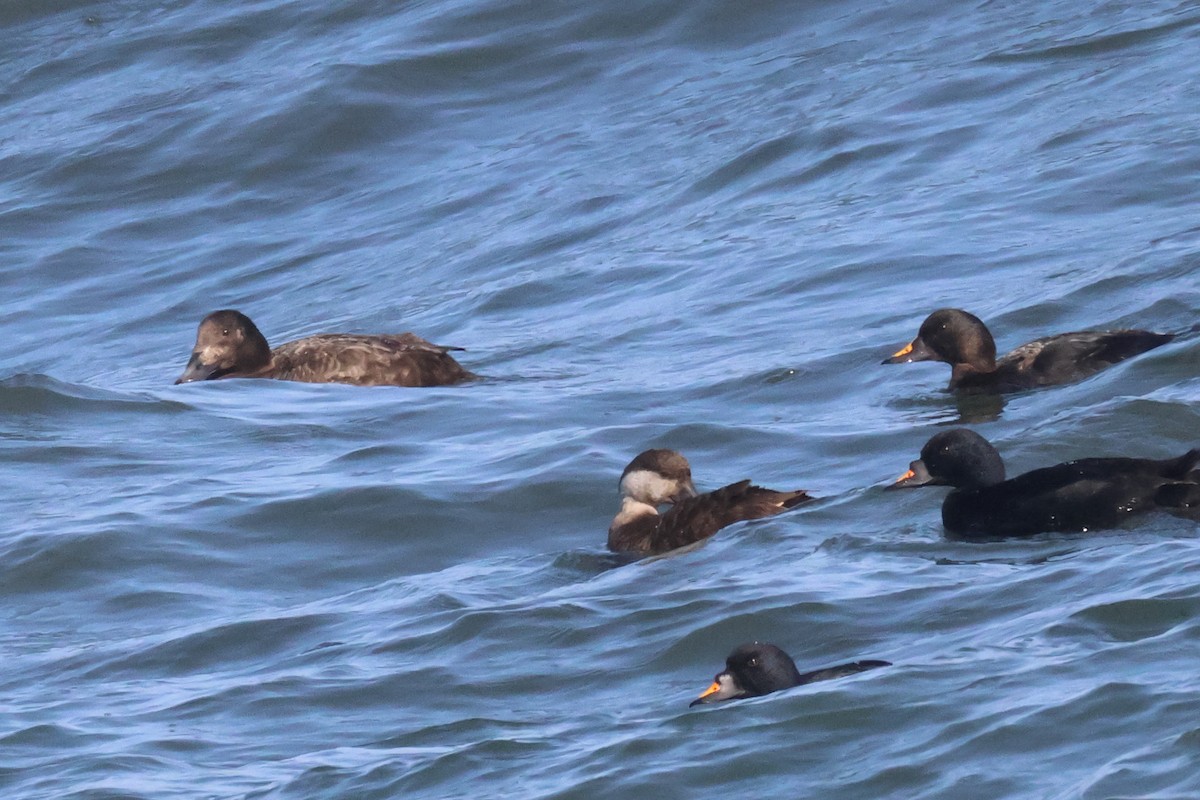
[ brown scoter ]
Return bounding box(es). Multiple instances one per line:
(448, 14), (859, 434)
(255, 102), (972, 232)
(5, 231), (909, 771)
(607, 449), (811, 556)
(175, 310), (475, 387)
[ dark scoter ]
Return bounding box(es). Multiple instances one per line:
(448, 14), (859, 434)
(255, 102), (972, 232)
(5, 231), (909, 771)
(690, 642), (889, 706)
(175, 310), (475, 387)
(888, 428), (1200, 538)
(607, 449), (812, 556)
(882, 308), (1174, 393)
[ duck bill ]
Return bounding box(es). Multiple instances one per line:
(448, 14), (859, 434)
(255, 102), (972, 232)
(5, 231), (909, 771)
(689, 680), (724, 707)
(886, 459), (936, 490)
(882, 336), (936, 365)
(689, 671), (740, 706)
(175, 353), (221, 384)
(671, 480), (699, 504)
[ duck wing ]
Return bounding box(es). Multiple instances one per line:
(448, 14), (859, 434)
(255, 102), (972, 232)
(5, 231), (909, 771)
(377, 332), (467, 353)
(796, 659), (891, 685)
(606, 513), (664, 555)
(271, 333), (475, 386)
(999, 329), (1173, 386)
(655, 480), (811, 551)
(946, 450), (1200, 537)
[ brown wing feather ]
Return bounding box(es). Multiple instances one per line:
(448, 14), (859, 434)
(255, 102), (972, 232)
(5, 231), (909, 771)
(999, 329), (1173, 382)
(376, 333), (467, 353)
(270, 333), (475, 386)
(998, 335), (1058, 372)
(654, 480), (811, 552)
(607, 513), (662, 554)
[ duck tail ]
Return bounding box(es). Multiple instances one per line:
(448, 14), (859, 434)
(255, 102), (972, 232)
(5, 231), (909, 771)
(1163, 448), (1200, 479)
(798, 659), (891, 684)
(781, 490), (814, 509)
(1155, 482), (1200, 509)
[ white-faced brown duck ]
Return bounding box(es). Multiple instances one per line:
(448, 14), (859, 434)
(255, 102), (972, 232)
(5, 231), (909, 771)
(690, 642), (889, 706)
(175, 310), (476, 387)
(607, 449), (812, 556)
(888, 428), (1200, 538)
(882, 308), (1174, 393)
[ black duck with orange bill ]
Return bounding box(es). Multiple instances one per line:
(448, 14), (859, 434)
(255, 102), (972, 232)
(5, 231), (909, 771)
(889, 428), (1200, 538)
(691, 642), (889, 706)
(883, 308), (1174, 393)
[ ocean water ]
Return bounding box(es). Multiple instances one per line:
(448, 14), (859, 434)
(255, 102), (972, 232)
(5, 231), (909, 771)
(3, 1), (1200, 797)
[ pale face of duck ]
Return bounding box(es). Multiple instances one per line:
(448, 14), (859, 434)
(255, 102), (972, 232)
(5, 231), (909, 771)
(618, 467), (698, 506)
(617, 448), (699, 506)
(176, 310), (271, 384)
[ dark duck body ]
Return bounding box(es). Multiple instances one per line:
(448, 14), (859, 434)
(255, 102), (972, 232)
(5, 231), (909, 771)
(607, 449), (812, 556)
(882, 308), (1174, 393)
(175, 310), (475, 387)
(690, 642), (889, 706)
(889, 428), (1200, 538)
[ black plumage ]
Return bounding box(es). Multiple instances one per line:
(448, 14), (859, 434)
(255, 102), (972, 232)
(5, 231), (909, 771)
(882, 308), (1174, 393)
(889, 428), (1200, 538)
(690, 642), (889, 706)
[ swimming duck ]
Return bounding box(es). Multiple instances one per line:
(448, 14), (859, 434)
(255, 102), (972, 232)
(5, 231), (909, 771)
(607, 449), (812, 555)
(690, 642), (889, 706)
(175, 310), (475, 387)
(888, 428), (1200, 538)
(882, 308), (1174, 393)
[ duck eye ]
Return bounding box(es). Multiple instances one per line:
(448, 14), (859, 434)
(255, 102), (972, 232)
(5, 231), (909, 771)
(748, 657), (759, 667)
(222, 329), (230, 336)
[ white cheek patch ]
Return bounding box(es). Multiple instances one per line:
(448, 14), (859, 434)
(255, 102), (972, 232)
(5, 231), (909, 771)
(620, 470), (678, 504)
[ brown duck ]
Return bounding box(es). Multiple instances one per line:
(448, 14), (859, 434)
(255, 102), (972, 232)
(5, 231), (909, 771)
(175, 310), (475, 387)
(607, 449), (812, 555)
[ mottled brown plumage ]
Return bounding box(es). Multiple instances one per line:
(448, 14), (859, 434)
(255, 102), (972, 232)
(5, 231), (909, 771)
(175, 310), (475, 387)
(607, 449), (812, 555)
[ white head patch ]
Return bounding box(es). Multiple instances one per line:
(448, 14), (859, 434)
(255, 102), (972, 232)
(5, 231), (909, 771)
(620, 469), (681, 505)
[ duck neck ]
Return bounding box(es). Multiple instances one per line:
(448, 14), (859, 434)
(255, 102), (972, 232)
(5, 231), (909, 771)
(241, 356), (276, 378)
(949, 361), (997, 389)
(612, 497), (659, 527)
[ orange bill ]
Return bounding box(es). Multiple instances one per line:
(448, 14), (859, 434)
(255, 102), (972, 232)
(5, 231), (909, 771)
(895, 468), (916, 483)
(891, 341), (915, 359)
(695, 681), (721, 701)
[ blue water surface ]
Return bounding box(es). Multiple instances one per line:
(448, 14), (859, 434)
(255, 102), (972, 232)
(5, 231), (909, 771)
(2, 1), (1200, 798)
